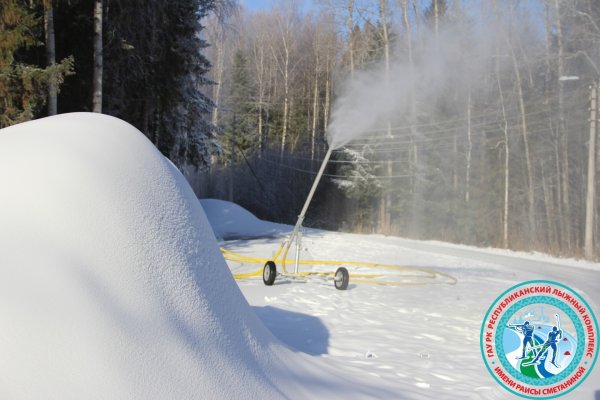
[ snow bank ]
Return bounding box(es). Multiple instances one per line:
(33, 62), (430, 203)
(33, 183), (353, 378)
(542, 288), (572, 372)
(0, 113), (311, 399)
(200, 198), (290, 240)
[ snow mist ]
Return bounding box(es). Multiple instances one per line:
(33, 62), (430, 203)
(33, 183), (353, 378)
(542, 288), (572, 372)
(326, 22), (493, 149)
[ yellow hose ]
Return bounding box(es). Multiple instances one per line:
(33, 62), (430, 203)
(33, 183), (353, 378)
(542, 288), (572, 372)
(221, 245), (457, 286)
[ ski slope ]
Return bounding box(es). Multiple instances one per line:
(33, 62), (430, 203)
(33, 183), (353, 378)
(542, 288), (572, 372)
(207, 199), (600, 399)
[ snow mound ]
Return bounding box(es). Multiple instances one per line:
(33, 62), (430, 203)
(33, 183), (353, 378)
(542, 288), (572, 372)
(200, 198), (290, 240)
(0, 113), (296, 399)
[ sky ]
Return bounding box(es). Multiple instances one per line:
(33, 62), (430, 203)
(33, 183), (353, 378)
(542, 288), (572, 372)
(241, 0), (272, 10)
(241, 0), (313, 12)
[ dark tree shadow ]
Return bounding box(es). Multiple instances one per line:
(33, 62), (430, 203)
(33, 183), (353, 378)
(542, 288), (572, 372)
(252, 306), (329, 356)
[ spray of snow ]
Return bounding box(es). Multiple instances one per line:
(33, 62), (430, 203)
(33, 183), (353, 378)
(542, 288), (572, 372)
(326, 22), (493, 150)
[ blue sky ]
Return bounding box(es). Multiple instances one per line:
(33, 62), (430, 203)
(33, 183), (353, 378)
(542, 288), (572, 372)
(241, 0), (313, 12)
(241, 0), (273, 11)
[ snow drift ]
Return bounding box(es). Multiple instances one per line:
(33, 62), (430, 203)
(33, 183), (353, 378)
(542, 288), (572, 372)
(0, 113), (376, 399)
(199, 198), (289, 240)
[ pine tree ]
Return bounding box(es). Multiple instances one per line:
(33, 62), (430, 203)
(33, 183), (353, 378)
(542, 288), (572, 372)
(0, 0), (73, 128)
(101, 0), (216, 168)
(224, 48), (255, 160)
(332, 147), (381, 231)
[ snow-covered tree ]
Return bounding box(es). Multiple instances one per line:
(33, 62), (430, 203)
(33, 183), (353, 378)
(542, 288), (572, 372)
(332, 147), (381, 231)
(102, 0), (216, 168)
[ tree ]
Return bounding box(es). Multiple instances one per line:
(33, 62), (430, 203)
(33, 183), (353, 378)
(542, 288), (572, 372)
(0, 0), (72, 128)
(43, 0), (57, 115)
(270, 3), (300, 159)
(333, 148), (381, 231)
(226, 48), (255, 156)
(584, 82), (597, 259)
(92, 0), (102, 113)
(102, 0), (216, 168)
(424, 0), (447, 38)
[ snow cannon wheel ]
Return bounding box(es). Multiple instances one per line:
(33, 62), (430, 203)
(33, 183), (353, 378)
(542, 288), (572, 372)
(263, 261), (277, 286)
(334, 267), (349, 290)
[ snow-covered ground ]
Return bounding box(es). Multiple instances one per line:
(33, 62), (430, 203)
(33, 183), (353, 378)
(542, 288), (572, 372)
(207, 199), (600, 399)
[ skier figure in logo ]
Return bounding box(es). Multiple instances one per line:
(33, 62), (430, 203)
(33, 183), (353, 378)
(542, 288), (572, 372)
(527, 326), (562, 368)
(510, 321), (536, 359)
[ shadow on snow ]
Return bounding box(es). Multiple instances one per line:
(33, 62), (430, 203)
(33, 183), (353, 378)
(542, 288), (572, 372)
(252, 305), (330, 356)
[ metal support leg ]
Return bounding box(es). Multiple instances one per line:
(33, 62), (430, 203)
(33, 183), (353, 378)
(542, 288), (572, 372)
(285, 147), (333, 274)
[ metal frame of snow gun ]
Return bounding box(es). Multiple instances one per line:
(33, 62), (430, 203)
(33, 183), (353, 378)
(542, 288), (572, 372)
(261, 148), (350, 290)
(219, 147), (458, 288)
(222, 246), (458, 287)
(261, 237), (350, 290)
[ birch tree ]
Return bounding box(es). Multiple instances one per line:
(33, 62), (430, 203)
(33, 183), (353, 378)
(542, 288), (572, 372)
(379, 0), (392, 233)
(270, 3), (299, 158)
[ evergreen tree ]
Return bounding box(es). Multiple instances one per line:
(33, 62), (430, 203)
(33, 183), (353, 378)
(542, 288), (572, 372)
(0, 0), (72, 128)
(224, 48), (255, 160)
(103, 0), (216, 168)
(332, 147), (381, 231)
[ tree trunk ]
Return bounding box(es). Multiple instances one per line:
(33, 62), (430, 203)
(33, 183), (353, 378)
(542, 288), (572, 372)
(433, 0), (440, 38)
(401, 0), (419, 234)
(508, 37), (536, 244)
(541, 159), (556, 249)
(311, 58), (319, 162)
(453, 135), (458, 195)
(554, 0), (571, 250)
(211, 44), (224, 131)
(252, 36), (266, 156)
(500, 96), (509, 249)
(323, 56), (331, 138)
(273, 9), (294, 161)
(584, 81), (597, 259)
(258, 45), (265, 155)
(493, 0), (510, 249)
(379, 0), (392, 234)
(44, 0), (57, 115)
(542, 0), (560, 250)
(346, 0), (355, 77)
(281, 44), (289, 159)
(465, 85), (472, 203)
(228, 137), (234, 202)
(93, 0), (103, 113)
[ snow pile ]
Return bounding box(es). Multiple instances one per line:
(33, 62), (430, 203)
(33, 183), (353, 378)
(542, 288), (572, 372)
(0, 113), (362, 399)
(200, 198), (289, 240)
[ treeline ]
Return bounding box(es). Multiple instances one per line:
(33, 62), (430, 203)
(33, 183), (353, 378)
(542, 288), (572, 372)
(202, 0), (600, 260)
(0, 0), (216, 167)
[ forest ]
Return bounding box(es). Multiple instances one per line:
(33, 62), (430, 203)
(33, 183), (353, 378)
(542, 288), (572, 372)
(1, 0), (599, 259)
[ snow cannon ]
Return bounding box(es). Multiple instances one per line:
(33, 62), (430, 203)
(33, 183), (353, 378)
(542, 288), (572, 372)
(261, 147), (350, 290)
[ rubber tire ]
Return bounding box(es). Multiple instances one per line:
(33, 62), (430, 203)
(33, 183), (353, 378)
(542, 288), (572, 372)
(263, 261), (277, 286)
(334, 267), (349, 290)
